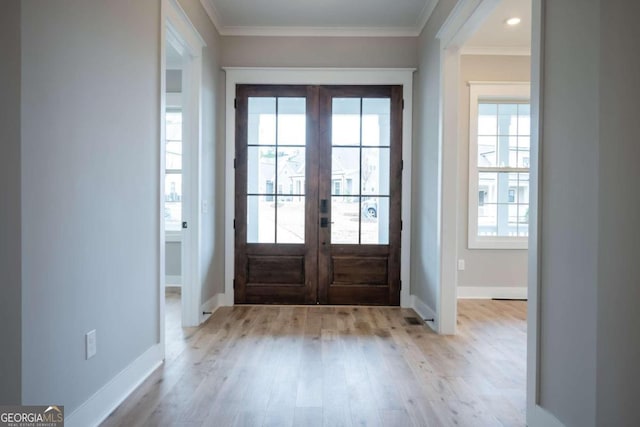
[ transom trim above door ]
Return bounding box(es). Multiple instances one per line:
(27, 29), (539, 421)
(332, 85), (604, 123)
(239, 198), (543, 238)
(223, 68), (415, 308)
(234, 84), (402, 305)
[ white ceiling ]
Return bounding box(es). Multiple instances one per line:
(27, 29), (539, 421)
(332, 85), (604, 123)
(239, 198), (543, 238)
(463, 0), (532, 55)
(201, 0), (438, 36)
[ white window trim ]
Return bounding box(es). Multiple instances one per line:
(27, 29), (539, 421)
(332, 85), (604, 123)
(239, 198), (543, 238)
(468, 81), (530, 250)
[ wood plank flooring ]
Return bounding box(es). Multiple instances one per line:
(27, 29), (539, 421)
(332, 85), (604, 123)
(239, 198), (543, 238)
(102, 295), (526, 427)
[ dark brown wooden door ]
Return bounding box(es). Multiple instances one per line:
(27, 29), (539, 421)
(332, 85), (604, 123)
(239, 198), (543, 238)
(235, 84), (402, 305)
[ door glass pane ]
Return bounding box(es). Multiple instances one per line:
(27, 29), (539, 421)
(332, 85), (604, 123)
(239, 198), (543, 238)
(247, 146), (276, 194)
(277, 98), (306, 146)
(246, 96), (307, 245)
(164, 174), (182, 231)
(361, 148), (390, 196)
(361, 197), (389, 244)
(332, 98), (360, 146)
(362, 98), (390, 147)
(277, 197), (305, 244)
(332, 148), (360, 196)
(247, 195), (275, 243)
(248, 97), (276, 145)
(277, 147), (305, 195)
(331, 197), (359, 244)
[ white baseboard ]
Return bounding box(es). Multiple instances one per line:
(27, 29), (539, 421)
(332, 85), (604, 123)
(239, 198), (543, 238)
(411, 294), (438, 332)
(199, 293), (225, 323)
(219, 292), (234, 307)
(457, 286), (528, 300)
(165, 275), (181, 286)
(66, 344), (163, 427)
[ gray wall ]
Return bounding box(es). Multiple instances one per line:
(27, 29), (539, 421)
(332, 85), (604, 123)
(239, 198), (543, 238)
(0, 0), (22, 405)
(165, 241), (181, 277)
(457, 55), (530, 289)
(166, 69), (182, 93)
(221, 36), (418, 68)
(411, 0), (457, 313)
(537, 0), (599, 425)
(177, 0), (226, 302)
(597, 0), (640, 425)
(21, 0), (160, 412)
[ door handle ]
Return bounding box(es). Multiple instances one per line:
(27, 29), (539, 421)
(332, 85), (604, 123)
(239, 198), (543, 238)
(320, 217), (329, 228)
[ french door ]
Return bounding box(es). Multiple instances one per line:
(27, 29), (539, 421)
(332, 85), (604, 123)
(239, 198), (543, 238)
(234, 84), (402, 305)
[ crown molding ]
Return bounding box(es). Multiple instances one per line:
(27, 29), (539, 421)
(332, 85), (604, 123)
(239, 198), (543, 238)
(200, 0), (440, 38)
(219, 25), (420, 37)
(199, 0), (223, 32)
(416, 0), (439, 36)
(461, 45), (531, 56)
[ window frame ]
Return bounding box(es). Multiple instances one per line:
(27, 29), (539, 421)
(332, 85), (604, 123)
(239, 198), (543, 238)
(165, 105), (183, 237)
(468, 82), (531, 250)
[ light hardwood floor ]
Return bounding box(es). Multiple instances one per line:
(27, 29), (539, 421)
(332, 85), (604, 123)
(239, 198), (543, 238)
(102, 295), (526, 427)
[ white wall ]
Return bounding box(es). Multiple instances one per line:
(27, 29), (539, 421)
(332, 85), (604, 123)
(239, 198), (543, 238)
(535, 0), (599, 425)
(0, 0), (22, 405)
(597, 0), (640, 424)
(411, 0), (458, 317)
(20, 0), (162, 411)
(177, 0), (226, 303)
(457, 55), (530, 290)
(221, 36), (418, 68)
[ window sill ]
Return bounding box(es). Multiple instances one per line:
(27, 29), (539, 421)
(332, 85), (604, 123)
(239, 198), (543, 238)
(469, 238), (528, 250)
(165, 231), (182, 243)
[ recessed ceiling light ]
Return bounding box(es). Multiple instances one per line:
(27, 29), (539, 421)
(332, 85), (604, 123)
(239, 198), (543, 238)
(506, 17), (521, 26)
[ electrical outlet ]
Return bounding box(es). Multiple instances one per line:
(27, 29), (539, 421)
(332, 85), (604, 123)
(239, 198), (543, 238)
(86, 330), (97, 360)
(202, 200), (209, 214)
(457, 259), (466, 271)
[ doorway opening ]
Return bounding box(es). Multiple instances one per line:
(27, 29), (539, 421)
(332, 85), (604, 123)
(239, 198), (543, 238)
(160, 0), (206, 348)
(234, 85), (403, 305)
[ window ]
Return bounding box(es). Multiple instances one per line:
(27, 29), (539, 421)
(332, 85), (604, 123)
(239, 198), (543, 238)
(165, 108), (183, 232)
(468, 82), (530, 249)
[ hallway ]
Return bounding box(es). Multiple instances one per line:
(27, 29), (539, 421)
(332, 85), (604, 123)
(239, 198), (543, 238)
(102, 300), (526, 427)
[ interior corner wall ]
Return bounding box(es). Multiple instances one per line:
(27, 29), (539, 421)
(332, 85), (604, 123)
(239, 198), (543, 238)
(20, 0), (160, 412)
(0, 0), (22, 405)
(177, 0), (226, 304)
(457, 55), (530, 289)
(411, 0), (457, 313)
(537, 0), (599, 425)
(597, 1), (640, 425)
(220, 36), (418, 68)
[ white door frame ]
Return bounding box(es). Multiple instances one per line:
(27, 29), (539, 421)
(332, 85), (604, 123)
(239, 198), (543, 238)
(435, 0), (502, 335)
(223, 68), (415, 308)
(436, 1), (560, 425)
(525, 2), (563, 426)
(161, 0), (205, 330)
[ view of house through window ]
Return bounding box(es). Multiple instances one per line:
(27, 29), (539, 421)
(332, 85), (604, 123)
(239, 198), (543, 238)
(473, 99), (530, 246)
(165, 109), (182, 232)
(331, 98), (390, 245)
(245, 96), (391, 245)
